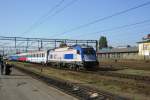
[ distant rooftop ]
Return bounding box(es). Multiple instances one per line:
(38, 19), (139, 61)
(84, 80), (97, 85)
(137, 39), (150, 43)
(137, 34), (150, 43)
(72, 44), (93, 48)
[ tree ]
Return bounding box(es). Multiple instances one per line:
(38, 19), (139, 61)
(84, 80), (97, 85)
(99, 36), (108, 49)
(127, 45), (131, 48)
(59, 41), (67, 47)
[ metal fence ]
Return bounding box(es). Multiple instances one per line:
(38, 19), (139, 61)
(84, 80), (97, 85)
(0, 36), (98, 56)
(97, 53), (150, 61)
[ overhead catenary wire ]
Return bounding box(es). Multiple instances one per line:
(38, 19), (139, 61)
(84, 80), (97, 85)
(51, 1), (150, 37)
(22, 0), (65, 35)
(72, 19), (150, 37)
(32, 0), (78, 30)
(22, 0), (78, 35)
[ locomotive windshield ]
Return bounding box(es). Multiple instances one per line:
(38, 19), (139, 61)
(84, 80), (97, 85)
(82, 48), (95, 55)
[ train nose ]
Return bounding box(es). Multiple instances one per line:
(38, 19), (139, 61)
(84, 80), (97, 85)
(83, 55), (96, 61)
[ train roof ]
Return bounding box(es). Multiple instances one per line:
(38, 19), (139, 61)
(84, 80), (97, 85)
(10, 50), (47, 56)
(50, 44), (93, 52)
(72, 44), (93, 48)
(54, 47), (70, 51)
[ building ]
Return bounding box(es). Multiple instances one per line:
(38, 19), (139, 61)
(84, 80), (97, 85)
(138, 34), (150, 56)
(97, 46), (138, 60)
(97, 34), (150, 60)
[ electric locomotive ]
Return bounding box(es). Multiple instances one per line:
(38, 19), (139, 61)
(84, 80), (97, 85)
(47, 45), (98, 69)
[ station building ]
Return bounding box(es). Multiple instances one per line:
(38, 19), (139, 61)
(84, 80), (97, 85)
(138, 34), (150, 56)
(97, 46), (138, 60)
(97, 34), (150, 60)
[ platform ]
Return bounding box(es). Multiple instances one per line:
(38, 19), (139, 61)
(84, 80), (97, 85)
(0, 68), (77, 100)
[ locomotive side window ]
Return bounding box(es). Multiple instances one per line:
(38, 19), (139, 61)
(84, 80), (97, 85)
(77, 50), (80, 54)
(37, 54), (39, 57)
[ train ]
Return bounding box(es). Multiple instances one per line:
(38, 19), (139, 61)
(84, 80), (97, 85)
(8, 45), (99, 70)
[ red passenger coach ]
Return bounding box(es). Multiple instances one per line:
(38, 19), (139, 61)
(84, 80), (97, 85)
(18, 57), (27, 61)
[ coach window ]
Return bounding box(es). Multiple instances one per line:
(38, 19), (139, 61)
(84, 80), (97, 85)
(50, 54), (52, 58)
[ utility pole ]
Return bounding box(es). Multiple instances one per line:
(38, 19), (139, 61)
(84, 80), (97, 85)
(3, 47), (4, 56)
(96, 40), (98, 52)
(26, 38), (29, 52)
(14, 37), (17, 54)
(14, 37), (17, 48)
(40, 40), (43, 50)
(54, 40), (56, 49)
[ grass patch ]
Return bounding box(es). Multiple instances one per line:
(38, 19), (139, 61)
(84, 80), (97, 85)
(115, 69), (150, 76)
(9, 61), (150, 100)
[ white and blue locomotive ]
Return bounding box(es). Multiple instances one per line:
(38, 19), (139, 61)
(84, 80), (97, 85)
(9, 45), (98, 69)
(47, 45), (98, 69)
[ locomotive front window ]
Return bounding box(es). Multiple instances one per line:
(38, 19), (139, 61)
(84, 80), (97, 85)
(83, 48), (95, 54)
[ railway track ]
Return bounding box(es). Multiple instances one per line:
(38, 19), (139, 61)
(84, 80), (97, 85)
(73, 66), (150, 83)
(11, 61), (150, 83)
(9, 62), (150, 99)
(14, 65), (130, 100)
(78, 70), (150, 94)
(96, 71), (150, 82)
(11, 61), (150, 84)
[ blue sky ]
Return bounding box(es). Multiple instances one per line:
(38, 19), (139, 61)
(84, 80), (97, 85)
(0, 0), (150, 47)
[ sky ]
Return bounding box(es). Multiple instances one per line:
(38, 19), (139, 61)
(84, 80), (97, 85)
(0, 0), (150, 47)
